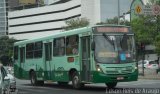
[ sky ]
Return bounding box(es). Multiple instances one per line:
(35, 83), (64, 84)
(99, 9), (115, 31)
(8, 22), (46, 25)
(100, 0), (132, 22)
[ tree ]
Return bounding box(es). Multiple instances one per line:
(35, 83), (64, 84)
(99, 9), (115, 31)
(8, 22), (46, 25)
(37, 0), (45, 5)
(131, 14), (160, 62)
(131, 16), (157, 45)
(106, 17), (119, 24)
(63, 17), (89, 30)
(147, 0), (160, 61)
(96, 17), (130, 26)
(155, 34), (160, 56)
(0, 36), (17, 65)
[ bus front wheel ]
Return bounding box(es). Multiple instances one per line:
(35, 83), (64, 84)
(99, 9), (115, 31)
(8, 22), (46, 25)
(105, 82), (117, 89)
(72, 72), (84, 89)
(58, 82), (68, 85)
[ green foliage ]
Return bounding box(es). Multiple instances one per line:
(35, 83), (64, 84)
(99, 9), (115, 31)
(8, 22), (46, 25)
(96, 17), (130, 26)
(106, 17), (119, 24)
(64, 18), (89, 30)
(39, 0), (45, 5)
(131, 16), (157, 45)
(155, 34), (160, 56)
(0, 36), (16, 65)
(131, 15), (160, 56)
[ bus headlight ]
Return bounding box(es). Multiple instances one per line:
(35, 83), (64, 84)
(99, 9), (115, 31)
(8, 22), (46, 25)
(96, 65), (103, 72)
(131, 66), (138, 72)
(97, 68), (101, 71)
(135, 66), (138, 70)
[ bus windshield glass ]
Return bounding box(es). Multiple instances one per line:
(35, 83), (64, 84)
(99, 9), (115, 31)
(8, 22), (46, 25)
(94, 35), (135, 64)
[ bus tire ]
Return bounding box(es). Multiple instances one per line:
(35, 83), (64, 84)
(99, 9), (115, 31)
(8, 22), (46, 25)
(105, 82), (117, 89)
(38, 81), (44, 86)
(72, 72), (84, 89)
(58, 82), (68, 85)
(30, 71), (38, 86)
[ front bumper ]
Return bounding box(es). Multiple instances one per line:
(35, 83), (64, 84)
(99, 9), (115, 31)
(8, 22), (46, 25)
(92, 70), (138, 83)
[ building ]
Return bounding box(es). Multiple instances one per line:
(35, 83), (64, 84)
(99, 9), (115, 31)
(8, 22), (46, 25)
(8, 0), (132, 40)
(19, 0), (37, 5)
(8, 0), (19, 8)
(0, 0), (8, 37)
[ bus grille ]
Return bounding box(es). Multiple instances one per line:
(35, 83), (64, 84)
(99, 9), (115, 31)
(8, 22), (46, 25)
(106, 67), (133, 74)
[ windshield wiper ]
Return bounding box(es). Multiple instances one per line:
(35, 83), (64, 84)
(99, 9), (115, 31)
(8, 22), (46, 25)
(102, 33), (115, 50)
(120, 34), (128, 50)
(121, 34), (127, 43)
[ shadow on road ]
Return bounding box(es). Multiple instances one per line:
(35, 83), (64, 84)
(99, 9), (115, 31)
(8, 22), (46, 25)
(18, 83), (160, 94)
(20, 83), (107, 92)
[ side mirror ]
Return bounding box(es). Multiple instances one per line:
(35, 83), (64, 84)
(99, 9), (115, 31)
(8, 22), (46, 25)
(91, 41), (95, 51)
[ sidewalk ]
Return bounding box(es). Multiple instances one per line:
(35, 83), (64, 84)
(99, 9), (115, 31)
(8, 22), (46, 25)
(138, 74), (160, 80)
(138, 69), (160, 80)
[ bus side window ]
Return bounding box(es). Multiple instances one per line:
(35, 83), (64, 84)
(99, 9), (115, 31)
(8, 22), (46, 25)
(66, 35), (79, 55)
(34, 41), (43, 58)
(26, 43), (34, 59)
(53, 37), (65, 56)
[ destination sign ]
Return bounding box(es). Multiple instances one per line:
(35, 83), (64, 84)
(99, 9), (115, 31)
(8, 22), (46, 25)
(96, 27), (129, 33)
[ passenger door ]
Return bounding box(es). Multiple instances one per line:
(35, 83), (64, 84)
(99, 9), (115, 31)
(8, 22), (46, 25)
(20, 47), (25, 78)
(44, 42), (52, 80)
(81, 36), (91, 81)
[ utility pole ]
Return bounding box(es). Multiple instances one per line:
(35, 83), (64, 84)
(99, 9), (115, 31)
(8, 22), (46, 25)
(123, 13), (126, 24)
(118, 0), (120, 25)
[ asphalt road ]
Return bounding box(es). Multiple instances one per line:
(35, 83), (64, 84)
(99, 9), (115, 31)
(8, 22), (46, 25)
(12, 79), (160, 94)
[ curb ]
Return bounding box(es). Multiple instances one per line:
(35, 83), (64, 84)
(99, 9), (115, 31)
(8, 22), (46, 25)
(138, 75), (160, 80)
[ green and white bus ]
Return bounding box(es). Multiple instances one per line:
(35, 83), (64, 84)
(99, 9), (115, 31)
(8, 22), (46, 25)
(13, 25), (138, 89)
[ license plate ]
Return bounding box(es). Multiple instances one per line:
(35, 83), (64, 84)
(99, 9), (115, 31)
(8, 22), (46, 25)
(117, 77), (124, 80)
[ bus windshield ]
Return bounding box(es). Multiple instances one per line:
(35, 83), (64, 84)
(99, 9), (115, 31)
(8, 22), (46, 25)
(94, 34), (135, 64)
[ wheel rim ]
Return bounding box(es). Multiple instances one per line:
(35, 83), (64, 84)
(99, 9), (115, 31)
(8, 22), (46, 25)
(31, 74), (35, 84)
(73, 76), (79, 86)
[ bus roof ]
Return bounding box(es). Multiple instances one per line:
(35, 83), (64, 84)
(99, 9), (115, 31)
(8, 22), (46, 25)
(95, 24), (130, 28)
(14, 25), (131, 46)
(14, 26), (91, 45)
